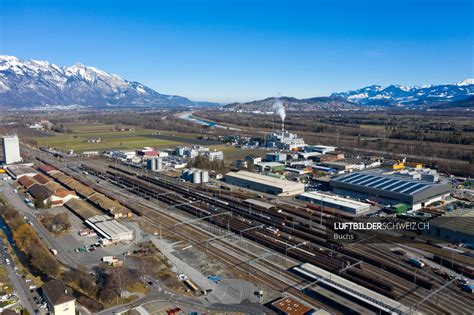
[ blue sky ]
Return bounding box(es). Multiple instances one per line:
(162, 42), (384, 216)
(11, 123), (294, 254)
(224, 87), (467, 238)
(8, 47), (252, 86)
(1, 0), (472, 103)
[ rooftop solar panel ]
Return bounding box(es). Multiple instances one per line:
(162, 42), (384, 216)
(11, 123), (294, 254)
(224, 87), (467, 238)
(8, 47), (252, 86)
(364, 177), (387, 187)
(400, 183), (426, 194)
(340, 173), (365, 183)
(377, 179), (399, 190)
(372, 178), (394, 188)
(356, 176), (380, 186)
(391, 181), (415, 193)
(383, 180), (406, 191)
(350, 175), (372, 185)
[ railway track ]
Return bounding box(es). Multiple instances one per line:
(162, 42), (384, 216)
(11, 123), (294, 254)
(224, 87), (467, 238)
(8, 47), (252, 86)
(139, 201), (351, 314)
(34, 156), (474, 314)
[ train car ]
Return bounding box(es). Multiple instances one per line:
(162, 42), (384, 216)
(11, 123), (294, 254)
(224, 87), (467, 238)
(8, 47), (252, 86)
(183, 279), (199, 292)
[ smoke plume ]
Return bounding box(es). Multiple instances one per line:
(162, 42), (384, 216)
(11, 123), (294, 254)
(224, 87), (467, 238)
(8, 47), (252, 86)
(273, 98), (286, 122)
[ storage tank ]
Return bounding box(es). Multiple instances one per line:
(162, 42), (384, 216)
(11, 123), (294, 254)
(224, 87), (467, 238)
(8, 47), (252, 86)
(156, 158), (163, 171)
(201, 170), (209, 183)
(193, 170), (201, 184)
(147, 158), (157, 171)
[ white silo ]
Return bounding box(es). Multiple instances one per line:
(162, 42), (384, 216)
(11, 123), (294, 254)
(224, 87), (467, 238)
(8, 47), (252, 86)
(156, 158), (163, 171)
(147, 158), (157, 171)
(201, 170), (209, 183)
(193, 170), (201, 184)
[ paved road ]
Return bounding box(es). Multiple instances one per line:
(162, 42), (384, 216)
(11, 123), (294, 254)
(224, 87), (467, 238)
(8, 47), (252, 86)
(0, 236), (36, 314)
(97, 286), (265, 315)
(1, 182), (79, 268)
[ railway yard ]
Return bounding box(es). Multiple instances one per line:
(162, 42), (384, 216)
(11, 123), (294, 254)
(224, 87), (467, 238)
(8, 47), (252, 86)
(8, 145), (472, 315)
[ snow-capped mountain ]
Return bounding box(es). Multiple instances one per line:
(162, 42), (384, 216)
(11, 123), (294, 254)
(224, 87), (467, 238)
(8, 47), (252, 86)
(331, 80), (474, 106)
(0, 55), (211, 108)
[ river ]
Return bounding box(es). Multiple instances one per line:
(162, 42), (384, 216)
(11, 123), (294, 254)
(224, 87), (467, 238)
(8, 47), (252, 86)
(0, 215), (16, 249)
(178, 112), (241, 131)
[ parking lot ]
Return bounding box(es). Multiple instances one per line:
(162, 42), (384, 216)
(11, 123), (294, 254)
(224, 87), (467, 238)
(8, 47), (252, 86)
(4, 181), (142, 270)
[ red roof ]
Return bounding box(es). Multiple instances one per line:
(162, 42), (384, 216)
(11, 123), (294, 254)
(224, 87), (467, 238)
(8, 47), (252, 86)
(33, 173), (50, 185)
(145, 151), (158, 156)
(38, 164), (58, 174)
(53, 189), (76, 198)
(18, 176), (35, 188)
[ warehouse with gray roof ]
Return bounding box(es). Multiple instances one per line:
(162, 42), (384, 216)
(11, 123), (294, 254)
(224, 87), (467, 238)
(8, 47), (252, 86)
(298, 191), (371, 215)
(225, 170), (305, 197)
(423, 208), (474, 244)
(330, 171), (451, 210)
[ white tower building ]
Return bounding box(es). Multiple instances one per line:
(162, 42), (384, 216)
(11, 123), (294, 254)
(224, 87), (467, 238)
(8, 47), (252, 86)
(2, 135), (22, 164)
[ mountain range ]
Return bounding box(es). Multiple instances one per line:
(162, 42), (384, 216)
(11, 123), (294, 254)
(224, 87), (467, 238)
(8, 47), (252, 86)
(224, 96), (357, 112)
(331, 79), (474, 106)
(226, 80), (474, 111)
(0, 55), (213, 109)
(0, 55), (472, 110)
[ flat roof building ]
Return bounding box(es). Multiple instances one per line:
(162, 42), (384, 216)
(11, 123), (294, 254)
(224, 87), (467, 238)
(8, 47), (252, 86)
(225, 170), (305, 197)
(298, 191), (371, 215)
(5, 164), (38, 179)
(2, 135), (21, 165)
(255, 162), (286, 172)
(305, 145), (337, 155)
(423, 208), (474, 244)
(330, 171), (451, 210)
(271, 297), (314, 315)
(85, 217), (134, 242)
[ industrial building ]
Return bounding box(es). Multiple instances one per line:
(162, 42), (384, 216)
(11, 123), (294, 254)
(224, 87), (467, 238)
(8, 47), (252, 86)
(304, 145), (337, 155)
(85, 215), (134, 243)
(5, 164), (38, 179)
(298, 191), (371, 215)
(265, 131), (306, 150)
(225, 170), (305, 197)
(206, 150), (224, 161)
(64, 199), (102, 220)
(330, 171), (451, 210)
(423, 208), (474, 244)
(255, 162), (286, 172)
(1, 135), (21, 165)
(27, 183), (79, 207)
(266, 152), (287, 162)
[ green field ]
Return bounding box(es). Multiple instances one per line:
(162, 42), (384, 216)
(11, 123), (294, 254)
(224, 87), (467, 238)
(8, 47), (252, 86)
(30, 123), (264, 161)
(33, 124), (188, 152)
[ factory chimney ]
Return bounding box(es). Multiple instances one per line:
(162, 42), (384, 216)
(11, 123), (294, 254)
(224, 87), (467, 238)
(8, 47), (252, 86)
(281, 122), (285, 141)
(272, 97), (286, 141)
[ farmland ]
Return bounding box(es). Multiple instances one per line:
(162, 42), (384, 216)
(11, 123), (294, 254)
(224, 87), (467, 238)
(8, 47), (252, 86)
(30, 124), (189, 152)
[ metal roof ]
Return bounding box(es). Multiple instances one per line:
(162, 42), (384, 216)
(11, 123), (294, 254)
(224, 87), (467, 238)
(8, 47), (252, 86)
(331, 171), (450, 204)
(226, 170), (304, 190)
(95, 220), (132, 238)
(336, 172), (436, 196)
(428, 208), (474, 235)
(299, 191), (370, 210)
